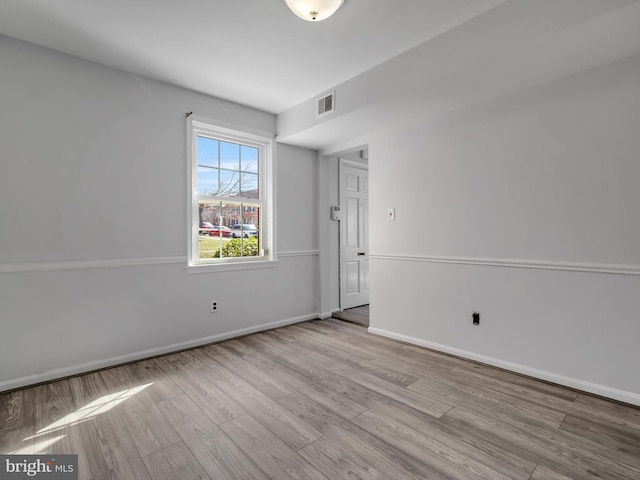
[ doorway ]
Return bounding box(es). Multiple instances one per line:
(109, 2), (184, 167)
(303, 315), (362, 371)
(339, 161), (369, 312)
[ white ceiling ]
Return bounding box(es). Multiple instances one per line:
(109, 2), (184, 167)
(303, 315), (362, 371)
(2, 0), (640, 152)
(279, 0), (640, 151)
(0, 0), (504, 114)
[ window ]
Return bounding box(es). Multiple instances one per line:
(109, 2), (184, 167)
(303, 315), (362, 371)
(187, 116), (274, 269)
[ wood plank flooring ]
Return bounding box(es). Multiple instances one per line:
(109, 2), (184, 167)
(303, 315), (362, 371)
(332, 305), (369, 326)
(2, 318), (640, 479)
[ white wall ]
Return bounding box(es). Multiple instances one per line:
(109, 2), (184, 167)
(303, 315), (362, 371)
(369, 53), (640, 405)
(0, 36), (319, 389)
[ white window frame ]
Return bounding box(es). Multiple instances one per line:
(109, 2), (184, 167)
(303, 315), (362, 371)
(186, 115), (276, 273)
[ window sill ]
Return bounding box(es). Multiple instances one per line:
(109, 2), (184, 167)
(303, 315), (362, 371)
(185, 259), (279, 274)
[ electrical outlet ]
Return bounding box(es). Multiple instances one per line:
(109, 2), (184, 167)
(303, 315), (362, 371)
(211, 301), (218, 313)
(472, 312), (480, 325)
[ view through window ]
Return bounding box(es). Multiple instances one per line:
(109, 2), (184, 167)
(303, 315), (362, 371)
(188, 118), (272, 266)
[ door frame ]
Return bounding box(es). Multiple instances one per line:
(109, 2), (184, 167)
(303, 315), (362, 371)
(339, 158), (369, 310)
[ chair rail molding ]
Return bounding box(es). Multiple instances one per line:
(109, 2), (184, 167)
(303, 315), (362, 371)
(370, 253), (640, 276)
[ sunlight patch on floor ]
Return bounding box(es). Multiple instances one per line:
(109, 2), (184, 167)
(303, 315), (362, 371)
(18, 383), (153, 453)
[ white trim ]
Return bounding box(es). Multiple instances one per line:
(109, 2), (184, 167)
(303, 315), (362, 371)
(0, 313), (319, 392)
(340, 158), (368, 169)
(368, 327), (640, 407)
(185, 259), (279, 274)
(278, 250), (320, 258)
(186, 114), (275, 268)
(188, 114), (276, 141)
(0, 256), (185, 274)
(0, 251), (319, 274)
(318, 308), (341, 320)
(270, 142), (278, 261)
(187, 115), (197, 266)
(370, 253), (640, 276)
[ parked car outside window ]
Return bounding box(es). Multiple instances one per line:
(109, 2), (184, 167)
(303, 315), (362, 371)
(199, 221), (215, 236)
(209, 225), (231, 237)
(199, 222), (231, 237)
(230, 224), (258, 238)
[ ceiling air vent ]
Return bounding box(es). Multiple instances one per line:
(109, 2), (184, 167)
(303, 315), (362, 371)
(317, 91), (335, 118)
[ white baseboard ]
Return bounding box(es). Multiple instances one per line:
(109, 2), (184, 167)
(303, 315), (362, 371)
(368, 327), (640, 407)
(317, 309), (341, 320)
(0, 313), (319, 392)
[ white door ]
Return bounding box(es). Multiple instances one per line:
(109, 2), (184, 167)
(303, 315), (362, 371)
(340, 164), (369, 309)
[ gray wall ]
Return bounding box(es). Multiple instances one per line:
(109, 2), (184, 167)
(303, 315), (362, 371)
(3, 31), (639, 407)
(0, 36), (319, 389)
(369, 53), (640, 405)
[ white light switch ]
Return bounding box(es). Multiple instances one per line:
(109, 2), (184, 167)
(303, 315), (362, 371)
(387, 208), (396, 221)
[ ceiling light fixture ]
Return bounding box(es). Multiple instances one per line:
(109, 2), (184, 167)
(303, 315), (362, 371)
(284, 0), (344, 21)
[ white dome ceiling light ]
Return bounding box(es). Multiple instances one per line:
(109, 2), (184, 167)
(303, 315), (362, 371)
(284, 0), (345, 21)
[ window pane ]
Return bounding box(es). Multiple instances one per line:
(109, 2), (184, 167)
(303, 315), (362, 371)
(223, 203), (260, 258)
(199, 202), (224, 230)
(241, 145), (258, 173)
(197, 167), (219, 195)
(199, 235), (225, 260)
(222, 203), (240, 226)
(241, 173), (259, 198)
(190, 119), (270, 267)
(198, 202), (228, 260)
(219, 170), (240, 197)
(220, 141), (240, 170)
(197, 136), (218, 168)
(242, 204), (260, 228)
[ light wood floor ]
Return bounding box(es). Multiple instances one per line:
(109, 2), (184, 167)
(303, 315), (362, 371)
(332, 304), (369, 327)
(2, 319), (640, 479)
